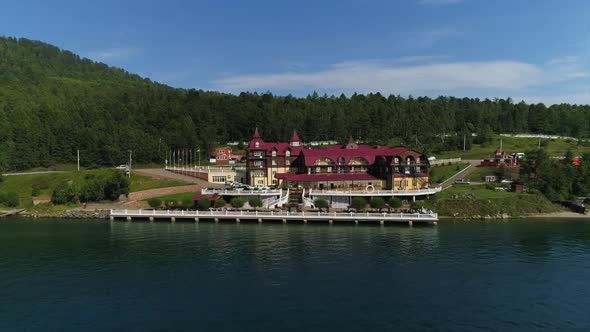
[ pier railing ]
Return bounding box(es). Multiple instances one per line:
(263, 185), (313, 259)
(110, 209), (438, 222)
(202, 188), (282, 195)
(308, 187), (442, 196)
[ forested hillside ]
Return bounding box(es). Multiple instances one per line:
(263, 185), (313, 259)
(1, 36), (590, 171)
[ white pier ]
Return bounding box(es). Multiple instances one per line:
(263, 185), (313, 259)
(109, 209), (438, 225)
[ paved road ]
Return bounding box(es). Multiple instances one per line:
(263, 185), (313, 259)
(440, 160), (481, 190)
(1, 171), (65, 176)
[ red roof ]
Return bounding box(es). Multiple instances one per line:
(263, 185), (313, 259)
(275, 173), (379, 182)
(291, 130), (300, 142)
(299, 145), (408, 166)
(253, 127), (261, 138)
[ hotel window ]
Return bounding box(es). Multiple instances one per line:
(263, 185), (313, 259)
(286, 159), (290, 166)
(257, 180), (264, 185)
(413, 178), (417, 186)
(327, 166), (332, 173)
(212, 176), (227, 183)
(272, 159), (277, 166)
(316, 166), (321, 173)
(416, 167), (421, 173)
(255, 142), (260, 148)
(254, 151), (263, 158)
(404, 180), (409, 187)
(308, 168), (312, 175)
(254, 160), (263, 168)
(285, 150), (291, 157)
(272, 150), (277, 157)
(272, 171), (276, 177)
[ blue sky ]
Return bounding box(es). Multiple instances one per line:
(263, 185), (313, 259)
(1, 0), (590, 104)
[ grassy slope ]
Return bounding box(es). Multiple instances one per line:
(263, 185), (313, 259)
(422, 184), (561, 217)
(428, 162), (470, 184)
(434, 135), (590, 159)
(0, 171), (189, 208)
(142, 192), (199, 203)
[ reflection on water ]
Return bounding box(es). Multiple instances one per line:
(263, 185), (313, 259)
(1, 218), (590, 331)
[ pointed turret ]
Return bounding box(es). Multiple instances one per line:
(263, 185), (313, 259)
(347, 135), (355, 145)
(290, 130), (301, 147)
(248, 127), (264, 149)
(346, 135), (358, 149)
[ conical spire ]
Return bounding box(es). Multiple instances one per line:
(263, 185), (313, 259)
(253, 127), (261, 138)
(347, 135), (355, 145)
(291, 130), (300, 142)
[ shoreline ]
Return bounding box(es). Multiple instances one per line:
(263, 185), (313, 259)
(4, 208), (589, 221)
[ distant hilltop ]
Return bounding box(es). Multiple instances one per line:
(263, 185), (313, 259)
(0, 36), (589, 172)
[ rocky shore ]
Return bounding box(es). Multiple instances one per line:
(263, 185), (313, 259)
(21, 209), (110, 219)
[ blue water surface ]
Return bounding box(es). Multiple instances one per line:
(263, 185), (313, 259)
(1, 218), (589, 331)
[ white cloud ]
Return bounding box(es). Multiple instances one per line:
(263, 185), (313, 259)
(213, 60), (543, 95)
(88, 47), (138, 62)
(518, 92), (590, 106)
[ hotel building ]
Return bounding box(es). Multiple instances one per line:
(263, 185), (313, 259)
(246, 128), (430, 191)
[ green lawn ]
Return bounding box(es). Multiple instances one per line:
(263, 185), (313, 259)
(423, 184), (561, 217)
(0, 171), (189, 208)
(434, 135), (590, 160)
(129, 175), (188, 192)
(0, 172), (84, 207)
(428, 162), (469, 184)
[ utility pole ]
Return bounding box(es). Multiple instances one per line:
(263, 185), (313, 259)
(197, 148), (201, 167)
(77, 149), (80, 172)
(128, 150), (132, 178)
(463, 134), (466, 152)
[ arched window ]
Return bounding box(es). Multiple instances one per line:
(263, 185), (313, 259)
(348, 157), (369, 165)
(271, 149), (277, 157)
(314, 157), (335, 166)
(255, 142), (260, 148)
(285, 150), (291, 157)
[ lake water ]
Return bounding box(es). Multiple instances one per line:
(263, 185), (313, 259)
(1, 218), (590, 331)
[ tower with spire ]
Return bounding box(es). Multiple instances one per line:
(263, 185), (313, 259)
(290, 130), (301, 147)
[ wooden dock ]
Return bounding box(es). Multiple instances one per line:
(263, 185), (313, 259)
(0, 209), (24, 217)
(110, 209), (438, 226)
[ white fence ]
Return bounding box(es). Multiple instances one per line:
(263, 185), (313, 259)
(429, 158), (462, 166)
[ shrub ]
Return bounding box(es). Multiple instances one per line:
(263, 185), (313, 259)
(182, 197), (195, 208)
(388, 197), (402, 210)
(214, 199), (226, 209)
(0, 192), (19, 207)
(230, 197), (244, 209)
(248, 197), (263, 209)
(51, 186), (76, 205)
(147, 197), (162, 208)
(313, 198), (329, 211)
(370, 197), (385, 212)
(351, 197), (367, 212)
(197, 197), (210, 210)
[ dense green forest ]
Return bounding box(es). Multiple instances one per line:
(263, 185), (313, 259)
(1, 36), (590, 171)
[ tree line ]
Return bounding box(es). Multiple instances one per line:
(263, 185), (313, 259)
(1, 36), (590, 171)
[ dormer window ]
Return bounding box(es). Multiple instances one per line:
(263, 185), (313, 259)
(255, 142), (260, 148)
(285, 150), (291, 157)
(272, 150), (277, 157)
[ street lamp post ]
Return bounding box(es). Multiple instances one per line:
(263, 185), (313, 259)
(128, 150), (132, 178)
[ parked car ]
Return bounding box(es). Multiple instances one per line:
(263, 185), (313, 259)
(115, 164), (128, 170)
(255, 184), (270, 190)
(454, 178), (470, 185)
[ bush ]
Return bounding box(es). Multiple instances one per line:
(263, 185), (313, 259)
(214, 199), (226, 209)
(197, 197), (210, 210)
(370, 197), (385, 212)
(351, 197), (367, 212)
(51, 186), (76, 205)
(230, 197), (244, 209)
(182, 197), (195, 208)
(248, 197), (263, 209)
(313, 198), (329, 211)
(147, 197), (162, 208)
(388, 197), (402, 210)
(0, 192), (19, 207)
